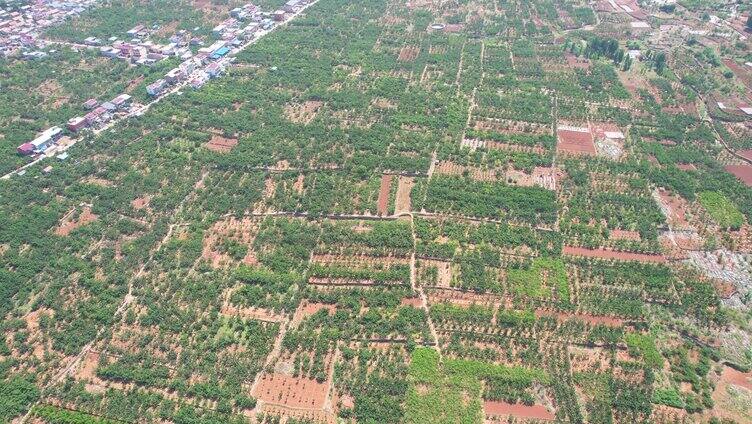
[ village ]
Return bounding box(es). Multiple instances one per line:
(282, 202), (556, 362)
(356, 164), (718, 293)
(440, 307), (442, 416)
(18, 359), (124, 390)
(0, 0), (95, 58)
(5, 0), (313, 178)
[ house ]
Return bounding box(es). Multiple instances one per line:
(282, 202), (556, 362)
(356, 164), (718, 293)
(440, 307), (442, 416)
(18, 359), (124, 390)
(126, 24), (145, 36)
(100, 46), (119, 58)
(28, 126), (63, 153)
(83, 98), (98, 109)
(67, 116), (88, 132)
(283, 0), (300, 13)
(85, 106), (106, 124)
(17, 142), (34, 155)
(165, 68), (185, 84)
(101, 102), (117, 112)
(180, 58), (198, 74)
(146, 79), (167, 96)
(206, 62), (223, 78)
(111, 94), (131, 109)
(211, 45), (230, 59)
(273, 10), (286, 21)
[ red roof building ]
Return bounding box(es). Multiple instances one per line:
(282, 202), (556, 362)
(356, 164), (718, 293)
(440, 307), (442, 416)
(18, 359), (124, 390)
(17, 142), (34, 155)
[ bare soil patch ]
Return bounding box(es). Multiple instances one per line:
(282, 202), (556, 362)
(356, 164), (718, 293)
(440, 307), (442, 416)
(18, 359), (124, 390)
(562, 246), (666, 263)
(284, 100), (324, 124)
(484, 400), (555, 421)
(609, 230), (641, 241)
(292, 301), (336, 326)
(204, 135), (238, 153)
(253, 373), (329, 409)
(394, 176), (414, 214)
(557, 126), (596, 156)
(377, 174), (393, 216)
(55, 207), (98, 236)
(725, 165), (752, 187)
(131, 196), (150, 210)
(398, 46), (420, 62)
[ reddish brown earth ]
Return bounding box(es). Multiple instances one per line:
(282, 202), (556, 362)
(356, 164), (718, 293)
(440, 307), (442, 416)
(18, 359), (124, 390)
(738, 150), (752, 161)
(55, 207), (98, 236)
(535, 310), (624, 327)
(676, 163), (697, 171)
(720, 366), (752, 391)
(725, 165), (752, 187)
(293, 301), (336, 325)
(377, 174), (393, 216)
(398, 46), (420, 62)
(563, 246), (666, 263)
(609, 229), (641, 241)
(204, 135), (238, 153)
(484, 400), (555, 421)
(400, 297), (423, 307)
(557, 127), (596, 155)
(252, 374), (329, 409)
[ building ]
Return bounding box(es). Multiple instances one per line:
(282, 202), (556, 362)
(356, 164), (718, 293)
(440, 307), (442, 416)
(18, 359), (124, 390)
(146, 79), (167, 96)
(164, 68), (184, 84)
(83, 98), (98, 109)
(101, 101), (117, 112)
(211, 46), (230, 59)
(111, 94), (132, 109)
(17, 142), (34, 156)
(27, 126), (63, 153)
(273, 10), (286, 21)
(85, 106), (106, 124)
(206, 62), (224, 78)
(67, 116), (87, 132)
(127, 24), (145, 36)
(283, 0), (301, 13)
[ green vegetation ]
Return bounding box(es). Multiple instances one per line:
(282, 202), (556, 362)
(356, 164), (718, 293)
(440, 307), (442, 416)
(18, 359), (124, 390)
(698, 191), (744, 230)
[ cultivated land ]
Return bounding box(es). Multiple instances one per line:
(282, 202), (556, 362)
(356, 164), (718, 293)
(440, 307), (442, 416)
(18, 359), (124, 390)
(1, 0), (752, 423)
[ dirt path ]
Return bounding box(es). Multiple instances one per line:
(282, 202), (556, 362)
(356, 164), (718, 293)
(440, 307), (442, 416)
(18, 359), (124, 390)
(20, 170), (207, 423)
(408, 212), (442, 357)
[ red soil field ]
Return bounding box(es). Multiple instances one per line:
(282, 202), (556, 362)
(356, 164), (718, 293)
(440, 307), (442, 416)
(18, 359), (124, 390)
(204, 135), (238, 153)
(657, 189), (691, 228)
(56, 207), (98, 236)
(398, 46), (420, 62)
(725, 165), (752, 187)
(535, 310), (624, 327)
(377, 174), (392, 216)
(292, 301), (336, 325)
(253, 374), (329, 409)
(720, 366), (752, 391)
(562, 246), (666, 263)
(556, 126), (596, 155)
(484, 400), (555, 421)
(738, 150), (752, 161)
(676, 163), (696, 171)
(609, 229), (641, 241)
(400, 297), (423, 307)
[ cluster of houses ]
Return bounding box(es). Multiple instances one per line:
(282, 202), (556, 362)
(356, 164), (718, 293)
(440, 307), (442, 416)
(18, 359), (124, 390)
(16, 93), (132, 157)
(146, 51), (229, 96)
(0, 0), (94, 57)
(145, 0), (316, 97)
(97, 25), (203, 66)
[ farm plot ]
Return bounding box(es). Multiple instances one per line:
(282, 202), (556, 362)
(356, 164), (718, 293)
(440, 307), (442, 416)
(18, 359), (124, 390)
(201, 216), (261, 268)
(204, 134), (238, 153)
(419, 175), (557, 225)
(558, 163), (665, 253)
(284, 100), (324, 125)
(55, 206), (99, 236)
(556, 125), (596, 156)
